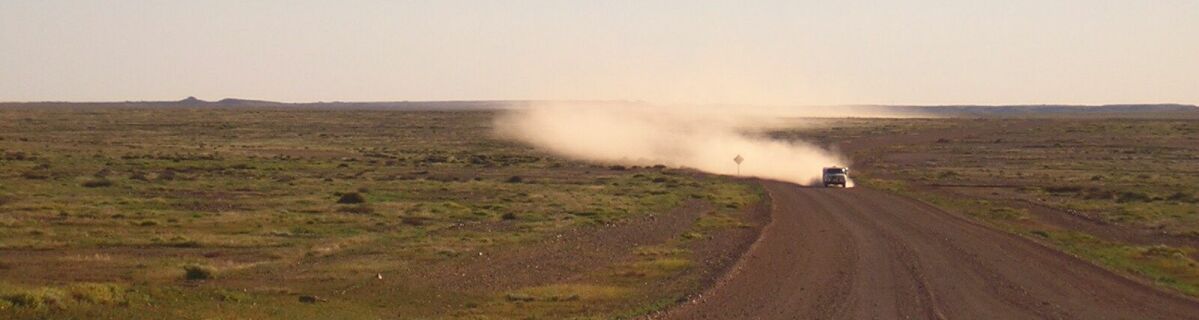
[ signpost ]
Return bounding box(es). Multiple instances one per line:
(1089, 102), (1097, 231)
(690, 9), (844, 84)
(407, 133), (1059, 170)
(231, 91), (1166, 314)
(733, 154), (743, 176)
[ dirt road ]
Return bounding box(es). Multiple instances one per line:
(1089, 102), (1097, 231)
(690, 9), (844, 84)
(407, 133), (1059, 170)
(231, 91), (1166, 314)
(665, 181), (1199, 319)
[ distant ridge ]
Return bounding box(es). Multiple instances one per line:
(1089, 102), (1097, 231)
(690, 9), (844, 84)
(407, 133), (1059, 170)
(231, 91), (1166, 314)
(0, 98), (532, 111)
(0, 98), (1195, 117)
(883, 104), (1198, 115)
(853, 104), (1199, 118)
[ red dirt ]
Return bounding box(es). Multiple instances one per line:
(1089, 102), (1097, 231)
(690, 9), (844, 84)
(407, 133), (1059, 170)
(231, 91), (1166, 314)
(418, 200), (712, 292)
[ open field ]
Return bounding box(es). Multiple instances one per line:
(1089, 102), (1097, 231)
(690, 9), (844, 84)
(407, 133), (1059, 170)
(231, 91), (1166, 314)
(3, 105), (1199, 318)
(0, 107), (763, 319)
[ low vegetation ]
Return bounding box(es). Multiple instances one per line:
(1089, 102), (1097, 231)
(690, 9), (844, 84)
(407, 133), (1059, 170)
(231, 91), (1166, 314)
(183, 264), (216, 281)
(0, 107), (761, 318)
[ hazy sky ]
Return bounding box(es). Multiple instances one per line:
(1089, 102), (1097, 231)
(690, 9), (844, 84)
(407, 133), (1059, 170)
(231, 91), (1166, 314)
(2, 1), (1196, 105)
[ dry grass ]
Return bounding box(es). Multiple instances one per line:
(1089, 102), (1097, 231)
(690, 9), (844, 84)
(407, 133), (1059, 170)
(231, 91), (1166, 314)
(0, 106), (760, 319)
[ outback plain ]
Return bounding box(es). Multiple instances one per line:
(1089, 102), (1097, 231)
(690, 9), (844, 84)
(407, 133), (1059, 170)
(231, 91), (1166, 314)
(1, 103), (1198, 319)
(0, 105), (763, 319)
(5, 1), (1198, 319)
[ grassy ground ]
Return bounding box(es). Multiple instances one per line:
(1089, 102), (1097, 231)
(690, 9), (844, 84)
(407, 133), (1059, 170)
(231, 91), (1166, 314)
(779, 117), (1199, 297)
(0, 107), (760, 319)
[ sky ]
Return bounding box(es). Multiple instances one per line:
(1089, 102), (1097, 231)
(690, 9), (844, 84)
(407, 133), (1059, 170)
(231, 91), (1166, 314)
(1, 1), (1197, 105)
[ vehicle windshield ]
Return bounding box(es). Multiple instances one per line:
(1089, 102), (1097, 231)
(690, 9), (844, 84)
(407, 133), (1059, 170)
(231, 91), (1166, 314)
(824, 168), (846, 174)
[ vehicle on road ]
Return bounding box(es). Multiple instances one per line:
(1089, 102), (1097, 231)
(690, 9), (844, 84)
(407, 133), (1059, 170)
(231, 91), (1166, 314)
(823, 167), (849, 187)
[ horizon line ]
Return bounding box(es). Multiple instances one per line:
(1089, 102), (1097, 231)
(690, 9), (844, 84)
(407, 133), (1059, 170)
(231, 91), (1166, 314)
(0, 97), (1195, 108)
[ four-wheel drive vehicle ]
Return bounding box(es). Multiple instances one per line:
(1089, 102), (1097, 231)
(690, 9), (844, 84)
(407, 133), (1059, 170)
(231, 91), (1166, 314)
(823, 167), (849, 187)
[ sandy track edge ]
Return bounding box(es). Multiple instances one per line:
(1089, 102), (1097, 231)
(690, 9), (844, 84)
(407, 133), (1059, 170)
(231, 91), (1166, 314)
(644, 179), (779, 319)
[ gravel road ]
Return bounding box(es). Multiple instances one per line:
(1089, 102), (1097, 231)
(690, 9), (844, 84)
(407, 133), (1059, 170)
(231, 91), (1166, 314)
(665, 181), (1199, 319)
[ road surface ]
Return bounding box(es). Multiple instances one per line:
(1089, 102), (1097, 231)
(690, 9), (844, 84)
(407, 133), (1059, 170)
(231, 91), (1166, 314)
(665, 181), (1199, 319)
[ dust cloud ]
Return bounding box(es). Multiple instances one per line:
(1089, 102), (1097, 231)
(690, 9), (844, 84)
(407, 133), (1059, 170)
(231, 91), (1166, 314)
(496, 102), (870, 186)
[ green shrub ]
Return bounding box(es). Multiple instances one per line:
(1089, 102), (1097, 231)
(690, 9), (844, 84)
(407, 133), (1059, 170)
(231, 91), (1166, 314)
(136, 220), (159, 227)
(1141, 245), (1187, 258)
(169, 240), (202, 248)
(129, 172), (150, 181)
(1083, 188), (1117, 200)
(21, 170), (49, 180)
(337, 192), (366, 204)
(1116, 191), (1152, 203)
(183, 264), (216, 280)
(505, 293), (535, 302)
(401, 216), (427, 226)
(1167, 192), (1197, 203)
(3, 288), (65, 309)
(82, 178), (113, 188)
(66, 283), (125, 305)
(214, 289), (248, 303)
(157, 170), (177, 181)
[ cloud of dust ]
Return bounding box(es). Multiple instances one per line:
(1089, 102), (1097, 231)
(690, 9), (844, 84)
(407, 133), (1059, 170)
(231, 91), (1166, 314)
(495, 102), (900, 186)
